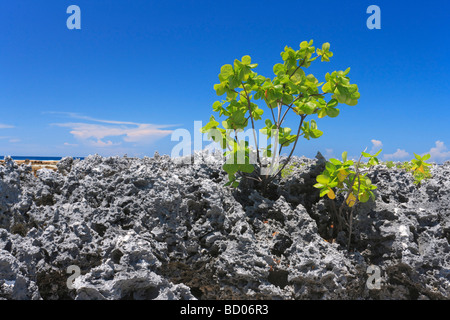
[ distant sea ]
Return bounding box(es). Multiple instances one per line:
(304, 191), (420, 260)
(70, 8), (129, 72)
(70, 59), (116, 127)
(0, 156), (85, 161)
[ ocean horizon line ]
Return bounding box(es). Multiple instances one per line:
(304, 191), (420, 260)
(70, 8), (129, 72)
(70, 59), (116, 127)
(1, 156), (85, 161)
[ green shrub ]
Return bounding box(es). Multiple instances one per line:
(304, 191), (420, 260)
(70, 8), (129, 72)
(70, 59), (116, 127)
(314, 149), (381, 248)
(314, 150), (432, 248)
(201, 40), (360, 188)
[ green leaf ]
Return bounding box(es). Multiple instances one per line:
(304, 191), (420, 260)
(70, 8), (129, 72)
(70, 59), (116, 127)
(228, 75), (240, 89)
(326, 162), (336, 172)
(290, 67), (305, 82)
(422, 154), (431, 161)
(300, 41), (309, 49)
(240, 163), (255, 174)
(263, 145), (272, 157)
(273, 63), (285, 75)
(316, 175), (330, 184)
(326, 107), (340, 118)
(346, 98), (358, 106)
(317, 109), (327, 119)
(306, 101), (318, 114)
(242, 55), (251, 65)
(233, 59), (243, 70)
(226, 89), (238, 100)
(212, 101), (223, 112)
(359, 191), (370, 203)
(344, 160), (354, 166)
(322, 82), (332, 93)
(320, 188), (330, 197)
(342, 151), (348, 163)
(314, 183), (325, 189)
(200, 116), (219, 133)
(310, 129), (323, 139)
(252, 107), (264, 120)
(327, 99), (338, 108)
(328, 180), (338, 188)
(220, 64), (234, 78)
(298, 102), (314, 115)
(214, 83), (226, 96)
(223, 163), (238, 175)
(329, 158), (342, 166)
(236, 68), (245, 82)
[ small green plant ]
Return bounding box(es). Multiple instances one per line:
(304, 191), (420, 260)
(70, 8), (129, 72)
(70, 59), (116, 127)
(395, 153), (432, 185)
(396, 162), (405, 169)
(408, 153), (432, 185)
(201, 40), (360, 189)
(397, 161), (412, 171)
(384, 160), (395, 169)
(314, 149), (381, 248)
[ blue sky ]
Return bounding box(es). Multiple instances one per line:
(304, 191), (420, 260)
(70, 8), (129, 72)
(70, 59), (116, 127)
(1, 0), (449, 162)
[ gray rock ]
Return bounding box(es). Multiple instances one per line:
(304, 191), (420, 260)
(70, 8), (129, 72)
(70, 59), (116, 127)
(0, 151), (448, 299)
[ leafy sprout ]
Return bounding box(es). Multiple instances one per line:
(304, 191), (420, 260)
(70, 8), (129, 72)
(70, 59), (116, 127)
(408, 153), (432, 185)
(313, 150), (380, 249)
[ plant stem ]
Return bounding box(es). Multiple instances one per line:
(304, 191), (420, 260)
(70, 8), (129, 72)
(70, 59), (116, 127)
(347, 174), (361, 250)
(288, 57), (307, 79)
(278, 103), (294, 126)
(339, 152), (365, 216)
(267, 114), (306, 183)
(238, 172), (262, 182)
(270, 105), (276, 124)
(277, 102), (282, 129)
(241, 82), (261, 168)
(328, 198), (338, 232)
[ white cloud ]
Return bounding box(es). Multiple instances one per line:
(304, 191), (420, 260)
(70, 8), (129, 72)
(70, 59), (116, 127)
(383, 149), (410, 161)
(0, 124), (14, 129)
(0, 136), (20, 143)
(63, 142), (79, 147)
(424, 140), (450, 163)
(324, 148), (334, 159)
(87, 139), (120, 148)
(53, 114), (175, 148)
(370, 139), (383, 154)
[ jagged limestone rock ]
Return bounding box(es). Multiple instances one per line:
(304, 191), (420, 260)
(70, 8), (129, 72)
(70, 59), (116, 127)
(0, 153), (448, 299)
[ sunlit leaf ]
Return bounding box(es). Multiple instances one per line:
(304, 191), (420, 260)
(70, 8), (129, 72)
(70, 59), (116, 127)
(346, 193), (357, 207)
(327, 188), (336, 200)
(316, 175), (330, 184)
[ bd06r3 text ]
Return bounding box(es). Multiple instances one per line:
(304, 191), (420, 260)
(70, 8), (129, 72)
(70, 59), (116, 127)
(224, 304), (268, 315)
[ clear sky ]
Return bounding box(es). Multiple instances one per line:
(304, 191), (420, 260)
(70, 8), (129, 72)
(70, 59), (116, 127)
(1, 0), (449, 162)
